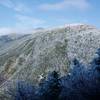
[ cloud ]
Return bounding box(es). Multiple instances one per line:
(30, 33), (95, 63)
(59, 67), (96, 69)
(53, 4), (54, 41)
(13, 3), (31, 13)
(39, 0), (91, 11)
(0, 27), (14, 35)
(0, 0), (30, 13)
(0, 0), (14, 8)
(0, 27), (33, 35)
(0, 15), (45, 35)
(15, 14), (45, 28)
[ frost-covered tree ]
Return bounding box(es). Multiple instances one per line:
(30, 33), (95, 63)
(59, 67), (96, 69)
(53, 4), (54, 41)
(60, 48), (100, 100)
(6, 48), (100, 100)
(7, 80), (36, 100)
(59, 58), (87, 100)
(37, 71), (61, 100)
(84, 48), (100, 100)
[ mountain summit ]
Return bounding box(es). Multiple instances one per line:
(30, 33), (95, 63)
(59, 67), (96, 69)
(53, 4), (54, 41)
(0, 24), (100, 85)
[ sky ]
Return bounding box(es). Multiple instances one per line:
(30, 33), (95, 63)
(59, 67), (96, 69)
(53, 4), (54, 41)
(0, 0), (100, 34)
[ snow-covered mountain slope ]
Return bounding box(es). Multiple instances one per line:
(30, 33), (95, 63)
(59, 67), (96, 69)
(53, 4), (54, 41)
(0, 24), (100, 86)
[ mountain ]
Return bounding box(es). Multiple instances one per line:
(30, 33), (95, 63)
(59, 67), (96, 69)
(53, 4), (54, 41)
(0, 24), (100, 86)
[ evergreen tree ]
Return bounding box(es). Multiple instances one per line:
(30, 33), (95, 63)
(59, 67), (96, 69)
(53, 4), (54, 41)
(59, 58), (86, 100)
(6, 48), (100, 100)
(60, 48), (100, 100)
(84, 48), (100, 100)
(7, 80), (36, 100)
(37, 71), (61, 100)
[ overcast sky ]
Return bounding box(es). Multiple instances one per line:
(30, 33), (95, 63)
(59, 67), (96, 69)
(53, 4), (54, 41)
(0, 0), (99, 34)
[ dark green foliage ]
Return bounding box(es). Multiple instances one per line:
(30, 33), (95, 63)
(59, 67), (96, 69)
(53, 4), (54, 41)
(60, 48), (100, 100)
(7, 81), (36, 100)
(15, 81), (35, 100)
(6, 48), (100, 100)
(36, 71), (61, 100)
